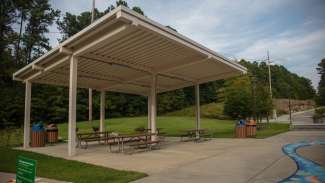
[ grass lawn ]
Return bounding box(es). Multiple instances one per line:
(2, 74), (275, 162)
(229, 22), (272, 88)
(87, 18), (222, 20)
(0, 117), (290, 147)
(165, 102), (226, 119)
(0, 148), (146, 183)
(57, 116), (289, 139)
(256, 123), (290, 138)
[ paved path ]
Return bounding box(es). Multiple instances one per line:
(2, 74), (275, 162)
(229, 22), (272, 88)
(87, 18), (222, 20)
(132, 131), (325, 183)
(267, 108), (316, 124)
(23, 131), (325, 183)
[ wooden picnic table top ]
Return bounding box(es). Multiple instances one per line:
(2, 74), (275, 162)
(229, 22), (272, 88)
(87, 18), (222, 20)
(144, 128), (163, 130)
(183, 128), (207, 132)
(116, 132), (158, 138)
(77, 131), (112, 136)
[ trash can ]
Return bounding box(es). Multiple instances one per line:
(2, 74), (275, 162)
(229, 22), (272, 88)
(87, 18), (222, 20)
(235, 119), (246, 138)
(46, 124), (58, 143)
(246, 119), (256, 137)
(31, 123), (46, 147)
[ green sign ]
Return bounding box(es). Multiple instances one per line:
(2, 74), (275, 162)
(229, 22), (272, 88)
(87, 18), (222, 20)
(16, 156), (36, 183)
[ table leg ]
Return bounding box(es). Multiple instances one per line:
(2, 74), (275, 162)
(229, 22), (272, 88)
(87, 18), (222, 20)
(118, 138), (121, 152)
(122, 138), (124, 153)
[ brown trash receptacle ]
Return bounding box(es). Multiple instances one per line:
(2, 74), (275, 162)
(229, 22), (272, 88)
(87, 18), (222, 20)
(235, 126), (246, 138)
(46, 124), (58, 143)
(31, 131), (46, 147)
(246, 120), (256, 137)
(246, 125), (256, 137)
(47, 129), (58, 143)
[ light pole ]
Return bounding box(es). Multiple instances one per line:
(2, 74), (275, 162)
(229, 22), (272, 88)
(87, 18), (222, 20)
(267, 51), (277, 120)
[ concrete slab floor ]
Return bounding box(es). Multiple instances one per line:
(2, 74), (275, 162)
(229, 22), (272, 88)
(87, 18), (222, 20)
(19, 131), (325, 183)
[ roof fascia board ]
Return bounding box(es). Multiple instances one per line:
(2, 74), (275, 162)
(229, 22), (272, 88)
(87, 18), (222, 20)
(13, 47), (60, 80)
(24, 56), (70, 82)
(60, 6), (122, 48)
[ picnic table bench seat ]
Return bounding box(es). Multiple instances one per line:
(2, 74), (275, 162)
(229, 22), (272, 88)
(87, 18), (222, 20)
(127, 140), (161, 154)
(257, 123), (268, 130)
(77, 131), (116, 149)
(180, 129), (210, 142)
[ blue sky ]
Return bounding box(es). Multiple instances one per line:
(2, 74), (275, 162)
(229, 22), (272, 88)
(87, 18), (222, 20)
(49, 0), (325, 88)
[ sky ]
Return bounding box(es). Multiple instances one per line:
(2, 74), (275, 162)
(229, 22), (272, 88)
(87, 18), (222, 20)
(49, 0), (325, 88)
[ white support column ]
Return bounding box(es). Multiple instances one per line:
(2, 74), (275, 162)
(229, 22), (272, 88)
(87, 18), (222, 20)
(68, 55), (78, 156)
(23, 81), (31, 148)
(150, 74), (157, 141)
(88, 88), (92, 122)
(195, 84), (201, 139)
(100, 91), (105, 132)
(147, 95), (151, 130)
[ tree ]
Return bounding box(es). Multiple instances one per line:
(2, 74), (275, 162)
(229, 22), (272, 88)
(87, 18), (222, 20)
(223, 74), (273, 121)
(56, 9), (104, 42)
(254, 83), (273, 122)
(22, 0), (60, 64)
(224, 76), (253, 119)
(0, 0), (16, 57)
(316, 59), (325, 106)
(57, 0), (144, 42)
(240, 59), (315, 100)
(132, 6), (144, 15)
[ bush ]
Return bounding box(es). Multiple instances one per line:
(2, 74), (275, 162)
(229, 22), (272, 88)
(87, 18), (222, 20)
(313, 107), (325, 123)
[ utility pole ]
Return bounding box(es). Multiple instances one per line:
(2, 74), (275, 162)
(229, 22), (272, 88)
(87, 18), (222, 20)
(91, 0), (95, 22)
(89, 0), (95, 123)
(250, 75), (257, 121)
(267, 50), (277, 120)
(288, 85), (292, 125)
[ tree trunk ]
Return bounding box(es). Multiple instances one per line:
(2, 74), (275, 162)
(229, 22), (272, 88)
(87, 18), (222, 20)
(17, 11), (24, 64)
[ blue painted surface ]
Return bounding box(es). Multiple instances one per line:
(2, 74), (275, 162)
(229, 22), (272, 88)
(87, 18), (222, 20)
(279, 140), (325, 183)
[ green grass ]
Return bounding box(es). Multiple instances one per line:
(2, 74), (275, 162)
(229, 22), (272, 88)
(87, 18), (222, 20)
(0, 148), (146, 183)
(0, 128), (23, 147)
(57, 116), (289, 139)
(165, 102), (227, 119)
(0, 117), (290, 147)
(256, 123), (290, 139)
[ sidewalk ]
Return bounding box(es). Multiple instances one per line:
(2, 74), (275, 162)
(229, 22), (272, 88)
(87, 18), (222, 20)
(264, 108), (316, 124)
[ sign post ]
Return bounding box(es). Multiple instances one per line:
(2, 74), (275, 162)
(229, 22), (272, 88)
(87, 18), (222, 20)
(16, 156), (36, 183)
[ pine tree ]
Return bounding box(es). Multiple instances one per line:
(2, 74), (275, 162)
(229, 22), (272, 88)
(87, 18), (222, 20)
(23, 0), (60, 64)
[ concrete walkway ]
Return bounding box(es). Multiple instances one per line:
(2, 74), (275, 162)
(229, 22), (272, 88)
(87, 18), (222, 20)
(265, 108), (316, 124)
(22, 131), (325, 183)
(133, 131), (325, 183)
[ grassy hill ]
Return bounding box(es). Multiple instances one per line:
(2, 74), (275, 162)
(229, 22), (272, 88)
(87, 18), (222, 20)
(165, 102), (228, 119)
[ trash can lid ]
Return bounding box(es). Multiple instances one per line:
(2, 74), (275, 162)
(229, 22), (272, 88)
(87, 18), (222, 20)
(237, 119), (246, 126)
(47, 123), (58, 130)
(32, 123), (45, 131)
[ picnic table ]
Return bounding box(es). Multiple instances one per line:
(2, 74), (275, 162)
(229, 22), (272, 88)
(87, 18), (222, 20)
(77, 131), (164, 153)
(116, 132), (161, 153)
(180, 128), (209, 141)
(77, 131), (114, 149)
(136, 128), (164, 134)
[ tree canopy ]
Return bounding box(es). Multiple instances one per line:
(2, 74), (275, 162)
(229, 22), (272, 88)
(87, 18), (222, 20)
(240, 60), (315, 100)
